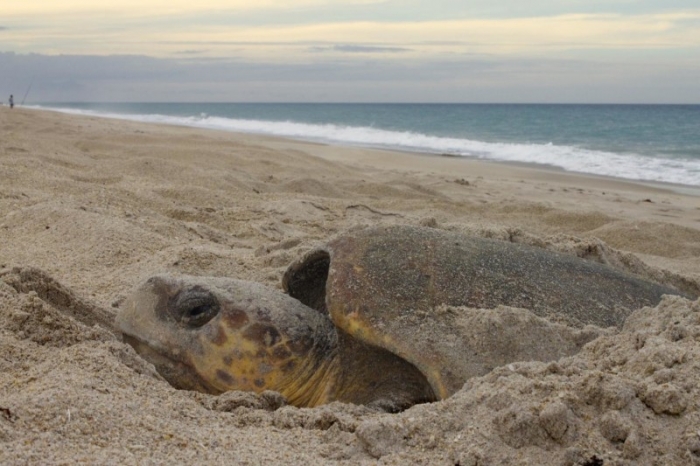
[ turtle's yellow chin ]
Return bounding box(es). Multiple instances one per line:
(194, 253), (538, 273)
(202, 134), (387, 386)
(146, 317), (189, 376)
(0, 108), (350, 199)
(187, 325), (339, 407)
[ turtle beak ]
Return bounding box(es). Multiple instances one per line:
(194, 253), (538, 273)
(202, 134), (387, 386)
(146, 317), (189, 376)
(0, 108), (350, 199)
(121, 334), (221, 394)
(116, 275), (183, 333)
(144, 275), (181, 295)
(115, 283), (160, 336)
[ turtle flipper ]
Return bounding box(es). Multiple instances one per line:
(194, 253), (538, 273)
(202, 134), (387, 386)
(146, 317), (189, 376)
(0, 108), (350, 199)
(283, 248), (331, 315)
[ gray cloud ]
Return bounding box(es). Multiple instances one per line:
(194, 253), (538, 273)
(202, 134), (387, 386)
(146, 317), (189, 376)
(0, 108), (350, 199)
(1, 51), (698, 104)
(174, 50), (209, 55)
(309, 44), (412, 53)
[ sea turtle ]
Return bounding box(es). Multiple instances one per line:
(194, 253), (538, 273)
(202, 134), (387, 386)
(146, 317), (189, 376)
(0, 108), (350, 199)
(116, 225), (692, 411)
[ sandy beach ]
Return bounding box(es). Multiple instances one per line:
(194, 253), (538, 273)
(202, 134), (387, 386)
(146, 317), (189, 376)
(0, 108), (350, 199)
(1, 107), (699, 464)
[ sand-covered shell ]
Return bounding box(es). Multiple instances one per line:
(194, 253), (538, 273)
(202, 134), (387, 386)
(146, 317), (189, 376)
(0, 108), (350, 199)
(283, 225), (690, 398)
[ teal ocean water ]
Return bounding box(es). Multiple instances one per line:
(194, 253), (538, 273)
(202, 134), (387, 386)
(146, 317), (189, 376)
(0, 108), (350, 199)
(37, 103), (700, 186)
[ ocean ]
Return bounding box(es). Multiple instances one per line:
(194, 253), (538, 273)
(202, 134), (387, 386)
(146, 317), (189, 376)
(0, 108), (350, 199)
(35, 103), (700, 187)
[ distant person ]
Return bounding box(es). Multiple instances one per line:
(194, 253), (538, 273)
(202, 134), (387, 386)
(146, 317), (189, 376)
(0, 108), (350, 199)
(9, 95), (13, 109)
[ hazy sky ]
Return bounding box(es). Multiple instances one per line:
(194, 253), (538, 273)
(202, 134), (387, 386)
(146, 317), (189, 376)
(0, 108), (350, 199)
(2, 1), (699, 103)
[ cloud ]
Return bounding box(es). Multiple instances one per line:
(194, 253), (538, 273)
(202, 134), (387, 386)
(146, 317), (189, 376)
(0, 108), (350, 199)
(3, 11), (700, 58)
(309, 44), (411, 53)
(0, 0), (383, 16)
(174, 50), (208, 55)
(208, 13), (700, 53)
(2, 51), (699, 104)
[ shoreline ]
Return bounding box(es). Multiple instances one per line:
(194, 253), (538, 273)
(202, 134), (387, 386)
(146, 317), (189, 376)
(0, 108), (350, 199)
(430, 150), (700, 197)
(27, 105), (700, 195)
(10, 106), (700, 202)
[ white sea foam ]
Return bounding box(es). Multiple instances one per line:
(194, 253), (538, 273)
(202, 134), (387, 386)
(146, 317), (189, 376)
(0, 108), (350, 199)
(37, 106), (700, 186)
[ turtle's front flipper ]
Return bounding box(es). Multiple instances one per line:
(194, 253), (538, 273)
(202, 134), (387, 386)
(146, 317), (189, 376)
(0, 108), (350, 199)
(283, 248), (331, 315)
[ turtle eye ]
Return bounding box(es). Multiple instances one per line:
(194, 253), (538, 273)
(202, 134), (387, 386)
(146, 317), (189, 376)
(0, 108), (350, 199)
(174, 290), (220, 328)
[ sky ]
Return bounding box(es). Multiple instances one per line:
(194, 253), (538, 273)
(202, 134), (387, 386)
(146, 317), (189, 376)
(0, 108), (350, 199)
(1, 1), (699, 103)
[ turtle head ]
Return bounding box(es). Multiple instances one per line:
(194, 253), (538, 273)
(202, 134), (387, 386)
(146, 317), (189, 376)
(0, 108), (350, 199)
(116, 275), (339, 406)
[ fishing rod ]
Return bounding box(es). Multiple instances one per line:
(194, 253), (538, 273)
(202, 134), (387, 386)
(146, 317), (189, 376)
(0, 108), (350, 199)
(21, 76), (35, 106)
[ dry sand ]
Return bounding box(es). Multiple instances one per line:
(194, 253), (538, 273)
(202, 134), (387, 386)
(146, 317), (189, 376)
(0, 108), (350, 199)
(1, 107), (699, 465)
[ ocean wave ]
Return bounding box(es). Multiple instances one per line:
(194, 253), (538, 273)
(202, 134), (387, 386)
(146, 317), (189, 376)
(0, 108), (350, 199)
(37, 106), (700, 186)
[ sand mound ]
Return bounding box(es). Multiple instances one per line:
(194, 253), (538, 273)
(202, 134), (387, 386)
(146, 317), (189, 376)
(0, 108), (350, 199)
(1, 269), (698, 464)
